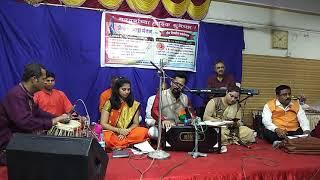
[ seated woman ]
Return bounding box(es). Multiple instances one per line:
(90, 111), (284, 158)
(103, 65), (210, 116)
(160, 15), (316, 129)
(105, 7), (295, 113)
(100, 77), (148, 150)
(203, 84), (255, 146)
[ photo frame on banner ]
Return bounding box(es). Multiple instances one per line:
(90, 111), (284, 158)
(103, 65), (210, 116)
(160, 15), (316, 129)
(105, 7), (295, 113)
(100, 11), (199, 72)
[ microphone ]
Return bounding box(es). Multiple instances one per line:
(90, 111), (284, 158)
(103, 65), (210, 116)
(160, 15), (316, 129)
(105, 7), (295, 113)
(67, 100), (80, 120)
(68, 100), (78, 114)
(240, 88), (259, 95)
(185, 105), (198, 126)
(69, 104), (76, 114)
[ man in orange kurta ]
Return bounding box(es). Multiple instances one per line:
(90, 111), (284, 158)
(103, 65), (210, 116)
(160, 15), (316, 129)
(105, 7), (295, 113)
(99, 89), (112, 112)
(99, 76), (119, 112)
(34, 72), (73, 116)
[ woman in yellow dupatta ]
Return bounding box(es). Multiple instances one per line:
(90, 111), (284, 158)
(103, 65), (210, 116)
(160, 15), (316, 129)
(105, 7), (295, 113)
(100, 77), (148, 150)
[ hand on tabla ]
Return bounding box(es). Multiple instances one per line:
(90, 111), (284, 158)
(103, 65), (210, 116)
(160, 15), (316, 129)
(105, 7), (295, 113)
(52, 114), (69, 125)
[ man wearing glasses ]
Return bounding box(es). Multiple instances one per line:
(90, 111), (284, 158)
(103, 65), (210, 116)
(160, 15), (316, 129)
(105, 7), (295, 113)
(262, 85), (310, 145)
(151, 72), (192, 130)
(203, 84), (255, 145)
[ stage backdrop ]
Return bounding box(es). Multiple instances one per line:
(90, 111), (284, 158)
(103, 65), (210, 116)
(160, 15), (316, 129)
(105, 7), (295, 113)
(101, 11), (199, 72)
(0, 0), (244, 122)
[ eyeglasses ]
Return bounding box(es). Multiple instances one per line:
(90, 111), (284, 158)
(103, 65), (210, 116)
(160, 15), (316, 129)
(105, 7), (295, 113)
(171, 80), (184, 88)
(279, 93), (291, 97)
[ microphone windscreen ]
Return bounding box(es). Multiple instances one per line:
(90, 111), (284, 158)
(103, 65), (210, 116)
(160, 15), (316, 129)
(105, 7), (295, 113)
(178, 108), (186, 122)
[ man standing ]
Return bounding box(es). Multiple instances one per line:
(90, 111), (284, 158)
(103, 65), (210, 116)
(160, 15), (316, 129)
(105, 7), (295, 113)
(0, 63), (69, 165)
(34, 71), (73, 116)
(207, 60), (236, 89)
(203, 84), (255, 145)
(262, 85), (310, 144)
(151, 72), (192, 130)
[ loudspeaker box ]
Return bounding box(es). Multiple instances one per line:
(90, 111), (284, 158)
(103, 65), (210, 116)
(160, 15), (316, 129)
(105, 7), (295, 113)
(6, 133), (108, 180)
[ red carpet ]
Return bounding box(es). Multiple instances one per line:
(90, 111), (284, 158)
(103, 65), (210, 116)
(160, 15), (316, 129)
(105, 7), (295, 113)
(1, 139), (320, 180)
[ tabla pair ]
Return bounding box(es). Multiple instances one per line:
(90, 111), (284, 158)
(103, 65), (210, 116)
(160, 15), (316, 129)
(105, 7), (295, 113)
(47, 119), (84, 137)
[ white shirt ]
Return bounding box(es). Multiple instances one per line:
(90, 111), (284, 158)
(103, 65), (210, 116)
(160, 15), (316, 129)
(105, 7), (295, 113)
(161, 89), (188, 123)
(262, 99), (310, 132)
(145, 95), (155, 119)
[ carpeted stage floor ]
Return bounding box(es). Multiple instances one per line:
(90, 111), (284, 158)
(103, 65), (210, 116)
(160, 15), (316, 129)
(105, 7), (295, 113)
(1, 139), (320, 180)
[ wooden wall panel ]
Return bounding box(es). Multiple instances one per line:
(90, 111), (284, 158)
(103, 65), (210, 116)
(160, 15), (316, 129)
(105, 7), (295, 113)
(241, 54), (320, 126)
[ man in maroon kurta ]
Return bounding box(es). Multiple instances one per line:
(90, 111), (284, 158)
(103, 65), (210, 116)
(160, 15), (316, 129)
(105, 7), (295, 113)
(207, 60), (236, 89)
(0, 63), (69, 165)
(207, 60), (236, 100)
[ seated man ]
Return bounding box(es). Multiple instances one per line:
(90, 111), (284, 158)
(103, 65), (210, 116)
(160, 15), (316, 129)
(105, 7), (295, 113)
(0, 63), (69, 165)
(100, 77), (148, 150)
(203, 84), (255, 145)
(34, 71), (73, 116)
(99, 76), (119, 112)
(151, 72), (193, 130)
(262, 85), (310, 144)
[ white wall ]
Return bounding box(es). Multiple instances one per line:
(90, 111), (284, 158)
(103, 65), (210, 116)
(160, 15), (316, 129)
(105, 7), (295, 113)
(229, 0), (320, 15)
(203, 1), (320, 60)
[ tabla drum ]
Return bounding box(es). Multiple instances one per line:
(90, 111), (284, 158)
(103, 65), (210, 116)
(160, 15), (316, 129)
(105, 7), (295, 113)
(47, 120), (82, 137)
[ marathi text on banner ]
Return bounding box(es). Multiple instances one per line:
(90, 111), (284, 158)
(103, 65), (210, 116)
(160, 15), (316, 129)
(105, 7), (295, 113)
(100, 12), (199, 72)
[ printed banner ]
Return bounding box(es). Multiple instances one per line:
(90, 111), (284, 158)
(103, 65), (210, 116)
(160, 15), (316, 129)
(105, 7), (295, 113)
(100, 12), (199, 72)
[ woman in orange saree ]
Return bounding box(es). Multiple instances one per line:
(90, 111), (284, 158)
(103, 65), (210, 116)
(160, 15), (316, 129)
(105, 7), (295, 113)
(100, 77), (148, 150)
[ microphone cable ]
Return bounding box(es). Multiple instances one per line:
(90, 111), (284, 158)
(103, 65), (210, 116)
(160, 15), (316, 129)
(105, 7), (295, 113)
(127, 152), (155, 180)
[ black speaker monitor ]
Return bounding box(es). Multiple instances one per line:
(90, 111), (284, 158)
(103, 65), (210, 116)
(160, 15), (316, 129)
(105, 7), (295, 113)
(6, 133), (108, 180)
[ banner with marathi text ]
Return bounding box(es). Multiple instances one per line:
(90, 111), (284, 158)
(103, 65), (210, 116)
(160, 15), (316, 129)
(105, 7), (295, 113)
(100, 12), (199, 72)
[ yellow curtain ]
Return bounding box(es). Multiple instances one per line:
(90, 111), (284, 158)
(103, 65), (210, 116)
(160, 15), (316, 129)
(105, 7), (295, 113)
(61, 0), (86, 7)
(187, 0), (211, 20)
(162, 0), (191, 18)
(126, 0), (137, 12)
(126, 0), (160, 14)
(43, 0), (211, 20)
(24, 0), (43, 5)
(99, 0), (124, 10)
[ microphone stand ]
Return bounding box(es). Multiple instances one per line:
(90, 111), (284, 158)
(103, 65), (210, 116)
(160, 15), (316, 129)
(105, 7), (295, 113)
(148, 60), (170, 159)
(188, 118), (207, 158)
(238, 93), (253, 104)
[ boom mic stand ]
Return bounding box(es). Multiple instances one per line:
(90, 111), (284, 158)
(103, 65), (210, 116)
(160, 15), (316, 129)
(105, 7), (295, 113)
(239, 93), (254, 104)
(188, 118), (207, 158)
(148, 60), (170, 159)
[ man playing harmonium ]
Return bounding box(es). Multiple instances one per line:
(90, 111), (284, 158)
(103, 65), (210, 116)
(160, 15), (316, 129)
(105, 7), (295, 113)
(151, 72), (194, 130)
(203, 84), (255, 145)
